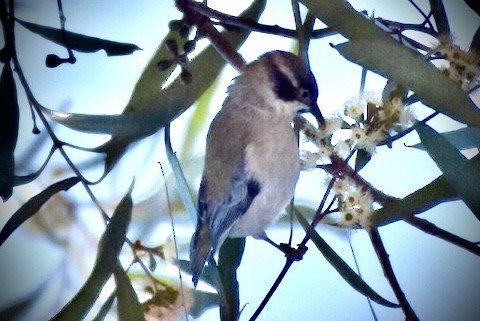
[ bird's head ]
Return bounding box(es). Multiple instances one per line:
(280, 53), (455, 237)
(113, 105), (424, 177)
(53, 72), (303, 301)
(238, 50), (324, 123)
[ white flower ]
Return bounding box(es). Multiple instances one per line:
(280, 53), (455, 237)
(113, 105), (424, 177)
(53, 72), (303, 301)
(333, 141), (351, 158)
(398, 107), (415, 130)
(300, 151), (320, 170)
(318, 117), (343, 141)
(143, 281), (194, 321)
(351, 127), (385, 154)
(332, 176), (374, 229)
(344, 97), (365, 120)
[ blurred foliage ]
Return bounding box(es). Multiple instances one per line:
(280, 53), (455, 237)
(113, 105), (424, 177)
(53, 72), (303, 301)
(0, 0), (479, 320)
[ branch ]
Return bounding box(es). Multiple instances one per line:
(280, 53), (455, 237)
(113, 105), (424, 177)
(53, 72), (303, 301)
(405, 216), (480, 256)
(186, 0), (335, 40)
(369, 228), (419, 321)
(429, 0), (451, 35)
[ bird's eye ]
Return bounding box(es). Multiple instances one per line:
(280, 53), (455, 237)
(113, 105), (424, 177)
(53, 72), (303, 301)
(300, 89), (310, 99)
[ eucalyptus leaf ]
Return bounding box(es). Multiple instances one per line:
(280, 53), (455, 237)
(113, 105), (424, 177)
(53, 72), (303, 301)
(165, 124), (197, 225)
(49, 182), (134, 321)
(41, 0), (267, 174)
(218, 237), (246, 321)
(409, 127), (480, 151)
(300, 0), (480, 127)
(355, 149), (371, 171)
(0, 177), (80, 247)
(190, 289), (220, 318)
(90, 293), (115, 321)
(415, 122), (480, 218)
(0, 63), (19, 201)
(374, 153), (480, 226)
(174, 259), (217, 288)
(0, 281), (45, 321)
(113, 263), (144, 321)
(295, 210), (399, 308)
(16, 19), (140, 56)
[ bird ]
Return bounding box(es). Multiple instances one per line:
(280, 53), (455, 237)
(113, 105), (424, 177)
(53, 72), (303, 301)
(190, 50), (323, 286)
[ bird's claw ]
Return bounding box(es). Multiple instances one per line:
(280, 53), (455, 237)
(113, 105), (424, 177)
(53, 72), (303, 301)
(279, 243), (308, 261)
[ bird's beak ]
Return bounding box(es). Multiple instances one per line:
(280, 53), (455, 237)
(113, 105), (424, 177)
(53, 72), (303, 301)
(309, 100), (325, 126)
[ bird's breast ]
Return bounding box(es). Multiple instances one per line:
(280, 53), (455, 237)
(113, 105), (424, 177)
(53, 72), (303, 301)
(228, 121), (300, 237)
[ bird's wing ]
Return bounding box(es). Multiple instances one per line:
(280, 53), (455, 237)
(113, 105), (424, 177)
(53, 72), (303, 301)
(202, 168), (260, 249)
(190, 168), (259, 286)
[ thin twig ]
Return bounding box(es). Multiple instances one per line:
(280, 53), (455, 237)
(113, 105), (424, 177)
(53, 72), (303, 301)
(406, 0), (435, 30)
(187, 0), (335, 40)
(369, 228), (419, 321)
(176, 0), (245, 70)
(159, 162), (189, 321)
(377, 111), (439, 147)
(56, 0), (75, 63)
(376, 17), (436, 36)
(348, 235), (378, 321)
(428, 0), (451, 35)
(249, 259), (294, 321)
(405, 216), (480, 256)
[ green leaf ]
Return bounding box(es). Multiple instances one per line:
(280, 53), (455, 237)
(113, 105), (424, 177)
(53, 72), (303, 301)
(354, 149), (371, 171)
(415, 122), (480, 218)
(300, 0), (480, 127)
(49, 182), (134, 321)
(0, 177), (80, 246)
(190, 289), (220, 318)
(0, 282), (45, 321)
(180, 80), (218, 159)
(113, 263), (144, 321)
(174, 259), (217, 288)
(374, 154), (480, 226)
(90, 292), (115, 321)
(218, 237), (246, 321)
(42, 0), (267, 173)
(409, 127), (480, 151)
(165, 124), (197, 225)
(0, 63), (19, 201)
(16, 19), (140, 56)
(295, 210), (399, 308)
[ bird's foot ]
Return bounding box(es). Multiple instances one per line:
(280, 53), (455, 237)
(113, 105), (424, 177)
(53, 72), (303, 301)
(279, 243), (308, 261)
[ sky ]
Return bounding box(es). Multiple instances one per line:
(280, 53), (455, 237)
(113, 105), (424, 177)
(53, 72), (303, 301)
(0, 0), (479, 320)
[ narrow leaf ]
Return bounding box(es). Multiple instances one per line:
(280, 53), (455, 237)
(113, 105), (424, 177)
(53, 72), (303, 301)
(113, 263), (144, 321)
(0, 177), (80, 246)
(416, 122), (480, 218)
(16, 19), (140, 56)
(300, 0), (480, 127)
(374, 154), (480, 225)
(190, 289), (220, 318)
(43, 0), (266, 136)
(49, 182), (134, 321)
(218, 237), (246, 321)
(409, 127), (480, 151)
(354, 149), (371, 171)
(39, 107), (162, 137)
(43, 0), (267, 176)
(174, 259), (217, 288)
(295, 210), (399, 308)
(90, 293), (115, 321)
(165, 124), (197, 225)
(0, 281), (45, 321)
(0, 63), (19, 201)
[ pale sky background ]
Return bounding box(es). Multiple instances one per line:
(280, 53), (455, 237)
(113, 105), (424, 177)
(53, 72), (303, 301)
(0, 0), (479, 320)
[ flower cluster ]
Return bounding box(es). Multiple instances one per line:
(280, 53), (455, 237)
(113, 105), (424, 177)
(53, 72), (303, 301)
(331, 175), (374, 229)
(142, 279), (194, 321)
(298, 88), (415, 169)
(298, 116), (345, 170)
(435, 35), (480, 91)
(344, 90), (415, 154)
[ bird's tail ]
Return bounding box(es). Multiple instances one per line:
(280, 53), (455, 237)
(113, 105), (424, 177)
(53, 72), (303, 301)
(190, 224), (212, 287)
